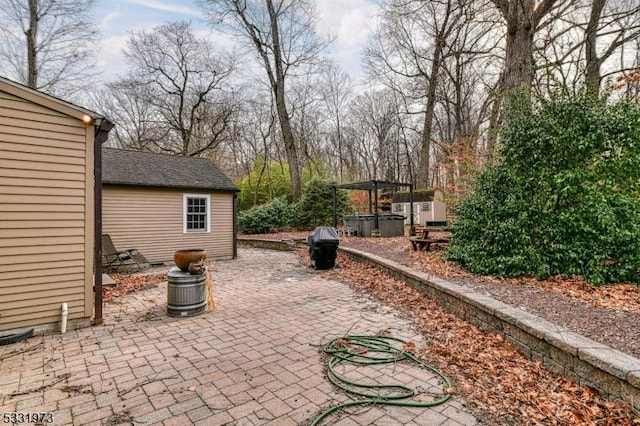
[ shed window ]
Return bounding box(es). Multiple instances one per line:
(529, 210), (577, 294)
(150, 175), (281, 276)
(421, 202), (431, 212)
(183, 194), (210, 233)
(393, 203), (403, 212)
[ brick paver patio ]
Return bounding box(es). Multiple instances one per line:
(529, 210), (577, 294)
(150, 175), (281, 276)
(0, 249), (477, 425)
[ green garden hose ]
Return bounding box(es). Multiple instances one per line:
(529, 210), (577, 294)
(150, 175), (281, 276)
(311, 335), (453, 426)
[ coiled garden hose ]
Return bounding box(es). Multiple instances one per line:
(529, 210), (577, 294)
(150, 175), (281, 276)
(311, 335), (453, 426)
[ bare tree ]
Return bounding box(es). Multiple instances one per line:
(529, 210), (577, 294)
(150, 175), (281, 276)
(200, 0), (329, 201)
(346, 90), (402, 182)
(90, 84), (158, 150)
(535, 0), (640, 95)
(365, 0), (488, 189)
(319, 63), (353, 182)
(234, 92), (279, 205)
(288, 74), (322, 173)
(0, 0), (99, 96)
(431, 11), (497, 188)
(115, 21), (237, 157)
(581, 0), (639, 92)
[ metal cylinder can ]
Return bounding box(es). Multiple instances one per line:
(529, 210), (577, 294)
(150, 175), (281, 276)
(167, 267), (207, 317)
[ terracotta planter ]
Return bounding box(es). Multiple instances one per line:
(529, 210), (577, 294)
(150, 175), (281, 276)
(174, 249), (207, 272)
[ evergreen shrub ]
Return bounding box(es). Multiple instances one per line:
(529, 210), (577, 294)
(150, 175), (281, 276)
(238, 196), (297, 234)
(295, 178), (351, 230)
(446, 92), (640, 284)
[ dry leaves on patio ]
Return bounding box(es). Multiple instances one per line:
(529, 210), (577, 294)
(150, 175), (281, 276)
(103, 273), (167, 302)
(327, 253), (640, 426)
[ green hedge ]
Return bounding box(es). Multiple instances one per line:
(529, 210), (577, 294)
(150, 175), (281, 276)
(446, 92), (640, 284)
(238, 179), (351, 234)
(238, 196), (296, 234)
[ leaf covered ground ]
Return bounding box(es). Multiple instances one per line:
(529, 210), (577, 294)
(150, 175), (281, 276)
(322, 252), (640, 425)
(103, 272), (167, 302)
(108, 238), (640, 423)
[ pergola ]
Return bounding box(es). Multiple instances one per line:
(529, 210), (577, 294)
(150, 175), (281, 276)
(332, 179), (415, 234)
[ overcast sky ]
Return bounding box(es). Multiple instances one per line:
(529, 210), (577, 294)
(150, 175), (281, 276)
(92, 0), (380, 85)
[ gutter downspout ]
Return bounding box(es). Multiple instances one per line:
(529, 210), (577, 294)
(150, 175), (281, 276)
(233, 191), (238, 259)
(93, 118), (114, 326)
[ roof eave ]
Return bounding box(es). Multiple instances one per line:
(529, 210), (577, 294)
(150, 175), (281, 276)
(0, 76), (105, 123)
(102, 181), (239, 192)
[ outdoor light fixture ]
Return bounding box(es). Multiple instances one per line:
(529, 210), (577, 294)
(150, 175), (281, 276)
(82, 114), (93, 124)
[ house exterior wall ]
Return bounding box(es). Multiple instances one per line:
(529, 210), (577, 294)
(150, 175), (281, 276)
(103, 185), (235, 263)
(0, 89), (94, 333)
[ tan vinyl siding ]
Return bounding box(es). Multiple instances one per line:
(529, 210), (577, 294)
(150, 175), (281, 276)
(103, 186), (234, 262)
(0, 88), (93, 333)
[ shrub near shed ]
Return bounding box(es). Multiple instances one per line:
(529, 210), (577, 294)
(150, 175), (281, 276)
(238, 196), (296, 234)
(446, 92), (640, 284)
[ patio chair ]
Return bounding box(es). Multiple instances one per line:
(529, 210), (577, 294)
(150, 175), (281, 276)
(102, 234), (149, 273)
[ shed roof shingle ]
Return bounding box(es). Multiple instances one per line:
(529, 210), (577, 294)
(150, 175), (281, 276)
(102, 148), (239, 192)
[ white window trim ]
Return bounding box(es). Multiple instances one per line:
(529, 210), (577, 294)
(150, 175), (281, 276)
(183, 193), (211, 234)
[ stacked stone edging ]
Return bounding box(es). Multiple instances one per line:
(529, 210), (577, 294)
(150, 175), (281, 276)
(339, 246), (640, 410)
(237, 237), (297, 251)
(237, 237), (640, 409)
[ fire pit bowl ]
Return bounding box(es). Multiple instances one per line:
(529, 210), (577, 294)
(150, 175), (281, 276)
(174, 249), (207, 272)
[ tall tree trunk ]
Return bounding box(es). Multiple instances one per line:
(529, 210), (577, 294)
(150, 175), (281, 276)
(418, 37), (444, 190)
(584, 0), (606, 94)
(502, 3), (536, 94)
(26, 0), (38, 89)
(491, 0), (559, 99)
(267, 0), (302, 201)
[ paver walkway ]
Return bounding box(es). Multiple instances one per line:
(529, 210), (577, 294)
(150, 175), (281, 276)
(0, 249), (478, 425)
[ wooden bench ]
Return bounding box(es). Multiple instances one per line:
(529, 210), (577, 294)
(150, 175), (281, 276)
(409, 236), (450, 251)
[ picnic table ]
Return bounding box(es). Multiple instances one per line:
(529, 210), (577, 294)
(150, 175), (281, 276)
(409, 224), (452, 252)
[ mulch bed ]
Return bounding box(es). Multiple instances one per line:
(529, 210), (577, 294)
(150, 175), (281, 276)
(338, 236), (640, 359)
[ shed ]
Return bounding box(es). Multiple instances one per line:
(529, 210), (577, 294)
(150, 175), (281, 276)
(102, 148), (239, 263)
(0, 76), (113, 334)
(391, 189), (447, 225)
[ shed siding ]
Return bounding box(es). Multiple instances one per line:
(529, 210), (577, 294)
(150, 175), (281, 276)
(433, 190), (447, 222)
(0, 90), (92, 332)
(103, 186), (234, 262)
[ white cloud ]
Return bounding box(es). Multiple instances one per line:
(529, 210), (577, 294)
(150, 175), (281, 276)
(99, 12), (120, 32)
(92, 0), (380, 84)
(127, 0), (200, 17)
(95, 34), (131, 83)
(315, 0), (379, 76)
(316, 1), (378, 47)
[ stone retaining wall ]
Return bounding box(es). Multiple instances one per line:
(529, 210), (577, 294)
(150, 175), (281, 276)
(237, 237), (640, 409)
(238, 237), (297, 251)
